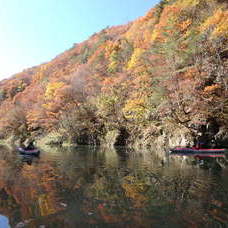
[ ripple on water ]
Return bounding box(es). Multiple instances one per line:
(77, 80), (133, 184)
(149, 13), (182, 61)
(0, 145), (227, 227)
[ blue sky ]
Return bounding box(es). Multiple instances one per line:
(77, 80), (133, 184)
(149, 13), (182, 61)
(0, 0), (160, 80)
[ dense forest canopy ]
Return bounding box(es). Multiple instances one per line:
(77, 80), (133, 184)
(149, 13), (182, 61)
(0, 0), (227, 146)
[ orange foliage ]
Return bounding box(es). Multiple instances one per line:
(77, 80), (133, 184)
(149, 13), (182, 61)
(183, 67), (199, 79)
(0, 0), (226, 136)
(151, 5), (182, 42)
(204, 84), (220, 94)
(178, 19), (192, 32)
(122, 176), (148, 208)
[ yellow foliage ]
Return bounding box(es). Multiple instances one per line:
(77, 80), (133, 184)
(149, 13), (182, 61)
(201, 8), (228, 38)
(105, 40), (121, 57)
(33, 64), (48, 82)
(151, 29), (160, 42)
(42, 103), (59, 112)
(127, 48), (144, 70)
(107, 61), (118, 73)
(214, 18), (228, 38)
(122, 176), (148, 208)
(45, 82), (65, 100)
(38, 194), (56, 216)
(107, 50), (119, 73)
(96, 94), (119, 116)
(123, 97), (147, 120)
(176, 0), (200, 8)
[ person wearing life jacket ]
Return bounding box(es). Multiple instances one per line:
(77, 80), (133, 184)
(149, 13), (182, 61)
(195, 135), (206, 149)
(195, 125), (209, 149)
(26, 140), (35, 150)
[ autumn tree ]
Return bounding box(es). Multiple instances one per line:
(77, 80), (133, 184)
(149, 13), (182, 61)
(4, 104), (30, 142)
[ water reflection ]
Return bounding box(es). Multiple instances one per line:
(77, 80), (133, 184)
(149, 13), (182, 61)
(0, 145), (227, 227)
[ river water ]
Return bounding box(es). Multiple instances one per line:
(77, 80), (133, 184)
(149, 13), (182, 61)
(0, 145), (228, 227)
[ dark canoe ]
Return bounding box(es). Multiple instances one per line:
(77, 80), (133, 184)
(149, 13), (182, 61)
(169, 147), (227, 155)
(17, 147), (40, 156)
(170, 153), (225, 158)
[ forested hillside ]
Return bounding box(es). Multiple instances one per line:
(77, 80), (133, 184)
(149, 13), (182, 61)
(0, 0), (227, 148)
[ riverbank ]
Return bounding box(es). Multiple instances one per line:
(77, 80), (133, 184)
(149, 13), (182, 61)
(1, 116), (228, 166)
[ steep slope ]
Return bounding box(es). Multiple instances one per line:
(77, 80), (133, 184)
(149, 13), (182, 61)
(0, 0), (227, 148)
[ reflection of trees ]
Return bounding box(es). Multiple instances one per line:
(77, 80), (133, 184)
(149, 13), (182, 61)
(82, 149), (228, 227)
(0, 146), (64, 227)
(0, 145), (227, 227)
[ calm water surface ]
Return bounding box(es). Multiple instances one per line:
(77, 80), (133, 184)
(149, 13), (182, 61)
(0, 145), (228, 227)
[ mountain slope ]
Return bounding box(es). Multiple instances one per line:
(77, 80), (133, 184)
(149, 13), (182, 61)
(0, 0), (227, 148)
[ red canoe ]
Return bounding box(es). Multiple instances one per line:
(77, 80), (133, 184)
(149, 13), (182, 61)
(169, 147), (227, 154)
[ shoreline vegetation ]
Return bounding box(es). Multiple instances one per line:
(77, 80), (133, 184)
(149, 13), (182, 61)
(0, 0), (227, 157)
